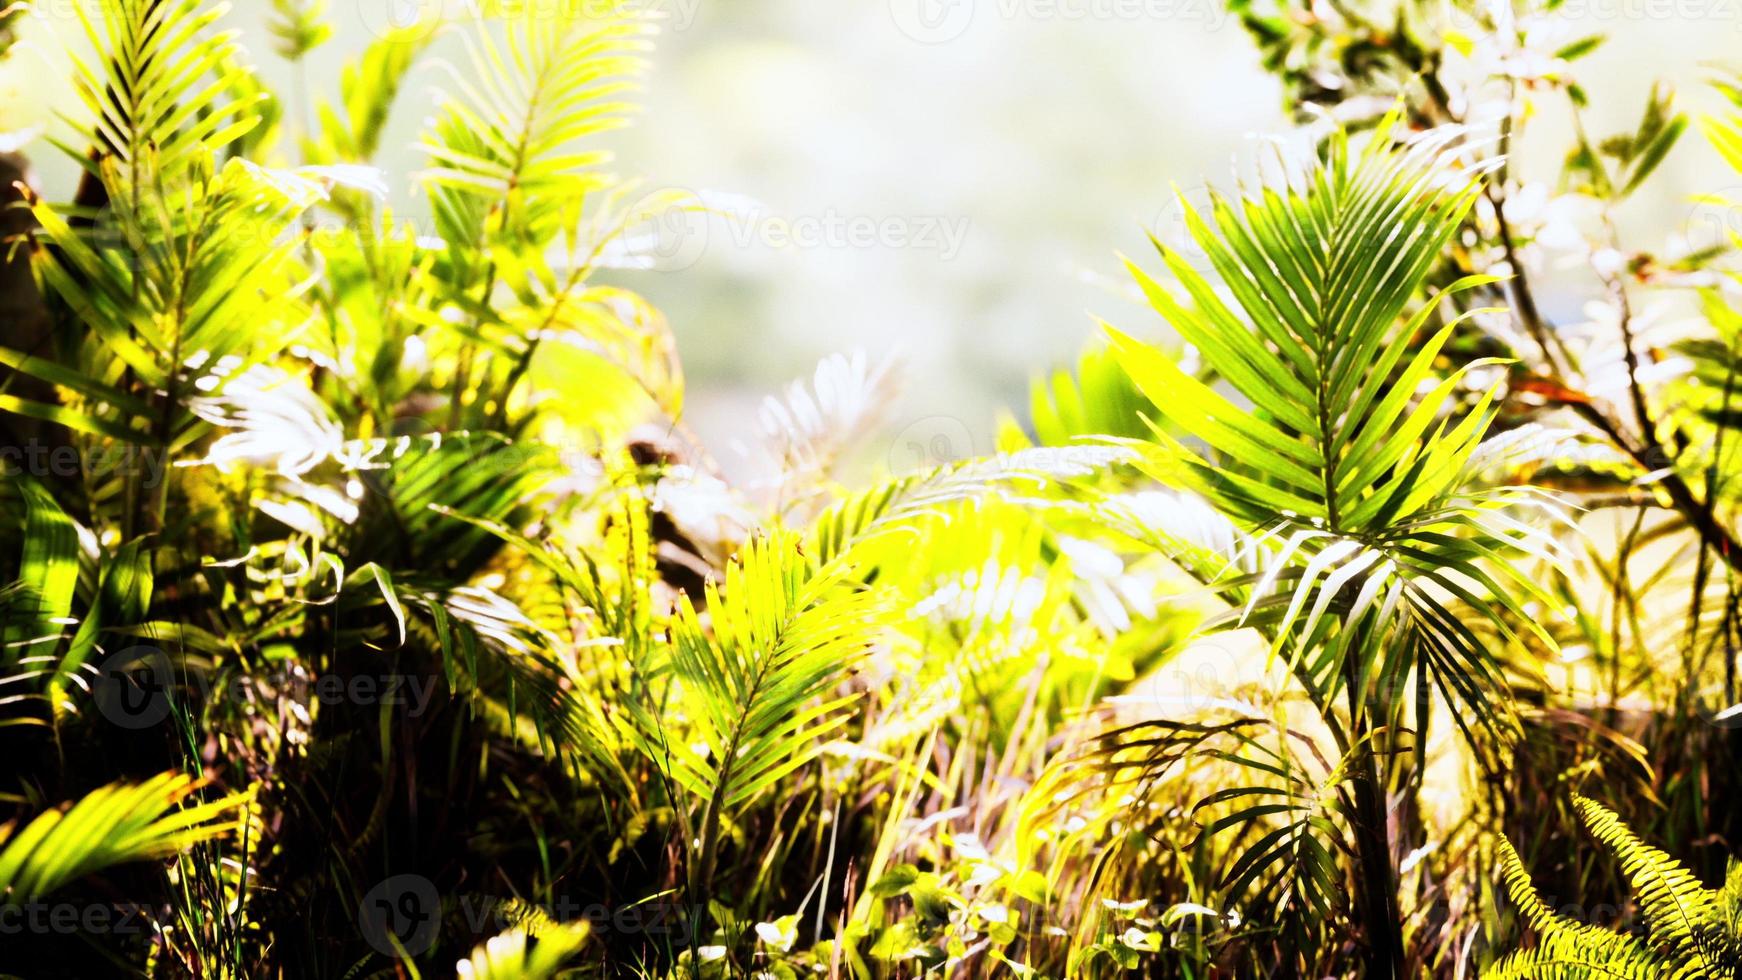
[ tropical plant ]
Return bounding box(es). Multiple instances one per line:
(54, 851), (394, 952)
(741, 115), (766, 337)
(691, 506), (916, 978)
(1487, 796), (1742, 979)
(0, 0), (1739, 977)
(0, 774), (247, 903)
(1044, 111), (1557, 976)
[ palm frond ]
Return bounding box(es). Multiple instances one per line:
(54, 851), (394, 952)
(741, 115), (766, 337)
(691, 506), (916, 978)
(2, 475), (80, 664)
(52, 537), (152, 718)
(1109, 113), (1561, 744)
(62, 0), (262, 178)
(267, 0), (332, 61)
(21, 158), (326, 470)
(625, 531), (884, 895)
(307, 17), (433, 166)
(0, 773), (249, 903)
(628, 532), (881, 810)
(419, 5), (649, 247)
(1027, 344), (1151, 446)
(807, 445), (1134, 566)
(454, 924), (591, 980)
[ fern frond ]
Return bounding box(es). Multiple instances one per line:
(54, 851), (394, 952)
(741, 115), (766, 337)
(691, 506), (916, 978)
(1481, 932), (1688, 980)
(1487, 807), (1740, 980)
(1572, 795), (1731, 971)
(1723, 861), (1742, 948)
(1484, 836), (1672, 979)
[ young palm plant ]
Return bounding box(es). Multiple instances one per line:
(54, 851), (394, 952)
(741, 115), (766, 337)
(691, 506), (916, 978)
(1092, 113), (1564, 975)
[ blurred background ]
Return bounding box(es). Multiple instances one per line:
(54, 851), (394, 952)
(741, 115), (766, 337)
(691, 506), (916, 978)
(3, 0), (1740, 471)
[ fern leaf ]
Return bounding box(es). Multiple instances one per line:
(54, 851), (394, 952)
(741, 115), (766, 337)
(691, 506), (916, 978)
(1481, 933), (1687, 980)
(1572, 796), (1728, 971)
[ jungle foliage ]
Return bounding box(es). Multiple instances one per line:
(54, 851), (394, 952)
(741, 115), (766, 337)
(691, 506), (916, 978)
(0, 0), (1739, 977)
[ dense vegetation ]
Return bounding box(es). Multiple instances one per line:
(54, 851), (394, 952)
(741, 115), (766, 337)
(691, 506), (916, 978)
(0, 0), (1739, 977)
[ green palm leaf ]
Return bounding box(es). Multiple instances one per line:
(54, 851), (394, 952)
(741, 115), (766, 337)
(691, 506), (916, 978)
(1028, 344), (1152, 446)
(1110, 112), (1561, 743)
(307, 17), (435, 166)
(625, 531), (884, 894)
(2, 475), (80, 664)
(419, 5), (649, 247)
(62, 0), (262, 176)
(807, 445), (1134, 567)
(0, 773), (249, 903)
(630, 532), (881, 808)
(453, 924), (591, 980)
(23, 158), (326, 476)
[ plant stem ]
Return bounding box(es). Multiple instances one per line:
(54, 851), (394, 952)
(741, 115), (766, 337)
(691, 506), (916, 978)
(1343, 651), (1404, 979)
(1421, 50), (1742, 575)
